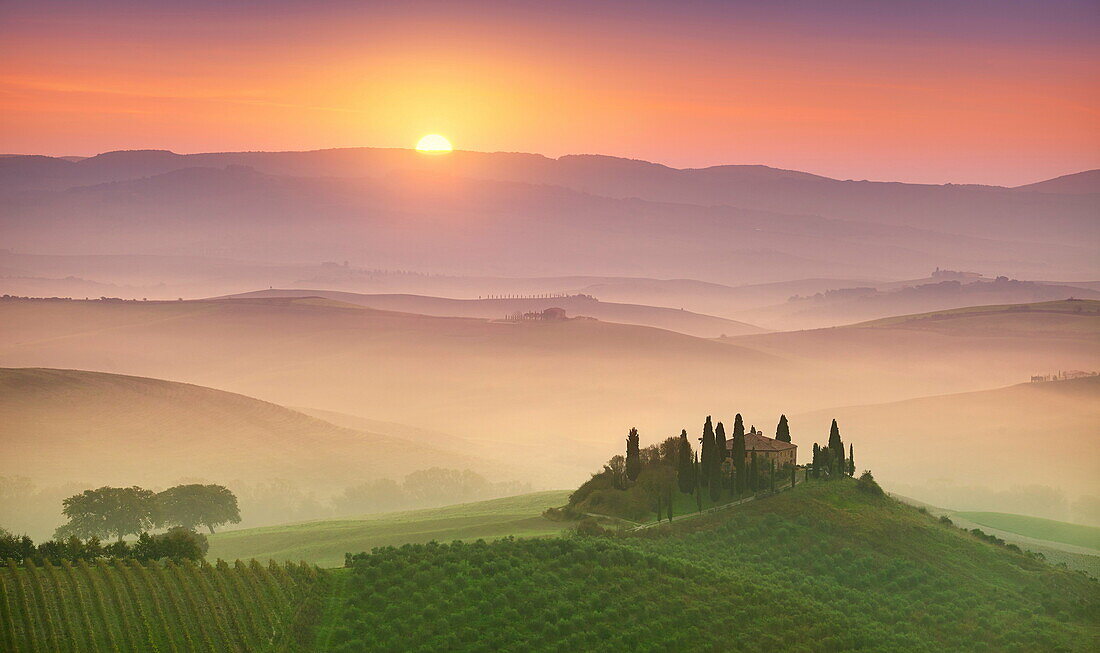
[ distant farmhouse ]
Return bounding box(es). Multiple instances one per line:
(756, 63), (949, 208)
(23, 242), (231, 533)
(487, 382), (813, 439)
(726, 427), (797, 467)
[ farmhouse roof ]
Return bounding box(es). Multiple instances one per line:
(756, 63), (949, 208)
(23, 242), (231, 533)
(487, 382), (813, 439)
(726, 431), (796, 452)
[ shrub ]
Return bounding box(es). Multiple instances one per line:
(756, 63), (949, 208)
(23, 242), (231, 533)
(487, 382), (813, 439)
(855, 471), (884, 497)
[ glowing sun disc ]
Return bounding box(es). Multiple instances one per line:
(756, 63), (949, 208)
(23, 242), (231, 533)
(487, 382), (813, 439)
(416, 134), (453, 152)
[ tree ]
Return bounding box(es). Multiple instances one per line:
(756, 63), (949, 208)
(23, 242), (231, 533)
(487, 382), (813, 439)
(693, 453), (702, 512)
(714, 421), (727, 474)
(676, 430), (694, 494)
(56, 486), (156, 541)
(731, 414), (747, 492)
(666, 488), (674, 523)
(775, 414), (791, 442)
(156, 484), (241, 534)
(604, 455), (628, 490)
(749, 453), (758, 493)
(625, 427), (641, 482)
(811, 443), (821, 478)
(848, 444), (855, 477)
(827, 419), (845, 477)
(699, 416), (715, 487)
(708, 464), (722, 502)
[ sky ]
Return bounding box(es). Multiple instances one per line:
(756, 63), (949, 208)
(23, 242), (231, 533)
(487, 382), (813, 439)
(1, 0), (1098, 185)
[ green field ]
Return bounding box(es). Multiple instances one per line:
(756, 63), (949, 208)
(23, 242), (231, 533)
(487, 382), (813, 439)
(5, 483), (1099, 651)
(0, 558), (325, 652)
(955, 512), (1100, 550)
(316, 479), (1100, 651)
(207, 490), (572, 568)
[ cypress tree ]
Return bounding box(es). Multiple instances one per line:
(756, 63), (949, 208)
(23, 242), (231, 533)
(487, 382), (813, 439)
(714, 421), (727, 475)
(708, 462), (721, 502)
(666, 488), (673, 522)
(848, 444), (855, 477)
(749, 452), (758, 492)
(699, 416), (715, 487)
(625, 427), (641, 482)
(775, 414), (791, 442)
(693, 453), (703, 512)
(811, 443), (820, 478)
(827, 419), (845, 476)
(676, 430), (694, 493)
(731, 414), (747, 492)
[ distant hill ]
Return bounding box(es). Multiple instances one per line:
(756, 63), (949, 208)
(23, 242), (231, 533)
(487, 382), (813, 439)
(2, 147), (1094, 244)
(1014, 169), (1100, 195)
(0, 367), (505, 491)
(0, 296), (784, 485)
(576, 276), (878, 316)
(2, 148), (1096, 282)
(222, 289), (767, 337)
(795, 376), (1100, 516)
(740, 278), (1100, 330)
(854, 298), (1100, 334)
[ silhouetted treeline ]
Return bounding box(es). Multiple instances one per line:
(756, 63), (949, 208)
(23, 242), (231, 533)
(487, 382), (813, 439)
(0, 527), (207, 564)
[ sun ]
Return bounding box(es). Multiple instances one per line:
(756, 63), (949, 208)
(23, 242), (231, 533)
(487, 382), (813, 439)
(416, 134), (453, 153)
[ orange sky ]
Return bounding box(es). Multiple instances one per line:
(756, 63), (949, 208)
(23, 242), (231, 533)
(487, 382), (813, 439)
(1, 1), (1098, 185)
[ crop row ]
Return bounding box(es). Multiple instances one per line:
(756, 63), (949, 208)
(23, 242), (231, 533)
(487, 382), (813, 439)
(0, 558), (324, 652)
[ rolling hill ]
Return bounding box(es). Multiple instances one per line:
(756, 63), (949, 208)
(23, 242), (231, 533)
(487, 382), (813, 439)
(318, 480), (1099, 651)
(738, 278), (1100, 330)
(727, 300), (1100, 397)
(795, 376), (1100, 514)
(0, 367), (506, 491)
(2, 294), (1091, 527)
(2, 150), (1096, 283)
(0, 366), (549, 540)
(207, 490), (572, 569)
(2, 147), (1095, 248)
(0, 296), (788, 467)
(1014, 169), (1100, 195)
(7, 480), (1097, 651)
(222, 289), (766, 338)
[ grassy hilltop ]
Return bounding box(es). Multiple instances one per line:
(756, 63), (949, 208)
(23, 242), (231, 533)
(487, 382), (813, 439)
(318, 479), (1100, 651)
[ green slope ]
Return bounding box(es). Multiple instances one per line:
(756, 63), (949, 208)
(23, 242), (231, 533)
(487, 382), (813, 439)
(318, 480), (1100, 652)
(955, 512), (1100, 550)
(0, 558), (326, 652)
(207, 490), (571, 568)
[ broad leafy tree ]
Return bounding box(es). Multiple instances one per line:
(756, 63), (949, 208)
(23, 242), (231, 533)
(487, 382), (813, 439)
(56, 486), (156, 541)
(156, 484), (241, 534)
